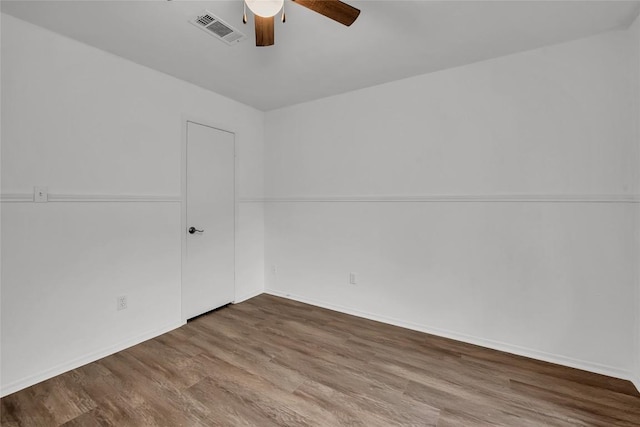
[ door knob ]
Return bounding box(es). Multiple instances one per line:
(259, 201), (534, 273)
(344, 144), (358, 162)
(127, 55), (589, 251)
(188, 227), (204, 234)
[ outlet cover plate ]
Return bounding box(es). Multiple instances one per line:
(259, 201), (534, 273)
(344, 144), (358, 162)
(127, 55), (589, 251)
(34, 186), (48, 203)
(117, 296), (127, 311)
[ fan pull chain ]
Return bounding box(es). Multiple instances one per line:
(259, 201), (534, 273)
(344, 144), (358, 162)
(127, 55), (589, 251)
(242, 2), (247, 24)
(281, 3), (286, 23)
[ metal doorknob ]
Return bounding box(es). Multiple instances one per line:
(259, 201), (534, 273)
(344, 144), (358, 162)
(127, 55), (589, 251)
(188, 227), (204, 234)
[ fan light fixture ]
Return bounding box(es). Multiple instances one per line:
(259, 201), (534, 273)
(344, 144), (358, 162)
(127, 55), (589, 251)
(242, 0), (361, 47)
(245, 0), (284, 18)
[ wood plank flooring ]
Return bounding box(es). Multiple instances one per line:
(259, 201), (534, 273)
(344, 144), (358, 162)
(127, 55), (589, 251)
(2, 294), (639, 426)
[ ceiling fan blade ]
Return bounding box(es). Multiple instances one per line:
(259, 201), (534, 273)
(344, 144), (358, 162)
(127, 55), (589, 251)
(255, 15), (275, 46)
(292, 0), (360, 26)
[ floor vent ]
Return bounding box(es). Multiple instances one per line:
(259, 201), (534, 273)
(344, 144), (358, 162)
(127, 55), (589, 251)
(190, 10), (246, 46)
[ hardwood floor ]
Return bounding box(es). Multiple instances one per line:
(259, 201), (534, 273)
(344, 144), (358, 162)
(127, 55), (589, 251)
(2, 294), (639, 426)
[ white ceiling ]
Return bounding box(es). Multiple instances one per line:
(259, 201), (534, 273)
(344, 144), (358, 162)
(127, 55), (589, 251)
(2, 1), (639, 111)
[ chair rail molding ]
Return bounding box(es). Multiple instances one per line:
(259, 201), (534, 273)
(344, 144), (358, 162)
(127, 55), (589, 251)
(254, 194), (640, 203)
(1, 192), (180, 203)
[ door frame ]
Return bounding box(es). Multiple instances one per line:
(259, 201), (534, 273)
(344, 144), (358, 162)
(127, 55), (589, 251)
(180, 115), (238, 323)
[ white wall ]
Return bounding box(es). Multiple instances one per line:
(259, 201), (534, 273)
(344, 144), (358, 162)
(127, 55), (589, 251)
(632, 13), (640, 393)
(265, 28), (640, 381)
(3, 9), (639, 397)
(0, 14), (264, 396)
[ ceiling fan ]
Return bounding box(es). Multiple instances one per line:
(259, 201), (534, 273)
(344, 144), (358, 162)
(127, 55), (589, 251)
(243, 0), (360, 46)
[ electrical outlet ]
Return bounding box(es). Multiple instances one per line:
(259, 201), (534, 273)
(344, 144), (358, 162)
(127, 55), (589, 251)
(117, 296), (127, 311)
(349, 272), (357, 285)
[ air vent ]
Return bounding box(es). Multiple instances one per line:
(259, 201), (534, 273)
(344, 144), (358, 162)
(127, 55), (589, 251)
(190, 11), (246, 46)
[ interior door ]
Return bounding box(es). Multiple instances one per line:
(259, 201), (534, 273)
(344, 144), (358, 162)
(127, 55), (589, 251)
(183, 121), (235, 320)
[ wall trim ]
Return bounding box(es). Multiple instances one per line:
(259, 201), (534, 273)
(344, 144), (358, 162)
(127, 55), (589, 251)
(49, 194), (181, 202)
(234, 289), (264, 304)
(265, 288), (635, 383)
(0, 193), (32, 202)
(0, 193), (180, 203)
(259, 194), (640, 203)
(7, 194), (634, 204)
(0, 320), (184, 397)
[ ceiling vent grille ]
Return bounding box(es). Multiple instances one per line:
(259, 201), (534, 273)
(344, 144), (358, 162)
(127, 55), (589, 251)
(190, 11), (246, 46)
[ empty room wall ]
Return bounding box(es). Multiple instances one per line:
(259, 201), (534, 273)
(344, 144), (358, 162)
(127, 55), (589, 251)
(633, 13), (640, 392)
(265, 27), (639, 381)
(638, 18), (640, 393)
(0, 14), (264, 396)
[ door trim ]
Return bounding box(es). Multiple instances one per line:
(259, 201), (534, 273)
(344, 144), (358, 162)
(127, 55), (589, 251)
(181, 115), (238, 323)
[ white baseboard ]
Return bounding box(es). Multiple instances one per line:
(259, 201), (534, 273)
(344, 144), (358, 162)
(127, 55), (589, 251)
(266, 288), (634, 383)
(0, 321), (184, 397)
(234, 289), (264, 304)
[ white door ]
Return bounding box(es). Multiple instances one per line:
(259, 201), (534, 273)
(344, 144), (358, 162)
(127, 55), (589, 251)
(183, 121), (235, 320)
